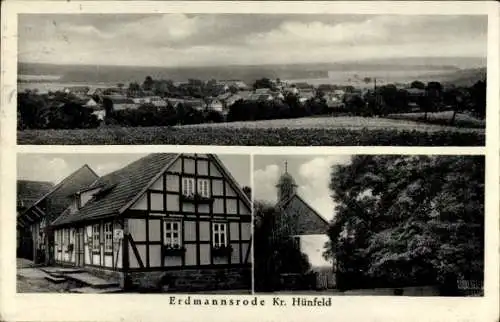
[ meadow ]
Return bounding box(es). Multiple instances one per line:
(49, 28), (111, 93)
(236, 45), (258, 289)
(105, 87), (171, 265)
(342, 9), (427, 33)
(18, 116), (485, 146)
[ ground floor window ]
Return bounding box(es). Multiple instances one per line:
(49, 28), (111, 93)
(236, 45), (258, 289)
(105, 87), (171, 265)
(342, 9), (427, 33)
(92, 224), (100, 252)
(104, 222), (113, 252)
(212, 223), (228, 247)
(164, 221), (182, 248)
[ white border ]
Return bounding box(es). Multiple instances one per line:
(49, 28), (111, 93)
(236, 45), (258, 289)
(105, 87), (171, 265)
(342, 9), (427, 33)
(1, 1), (499, 322)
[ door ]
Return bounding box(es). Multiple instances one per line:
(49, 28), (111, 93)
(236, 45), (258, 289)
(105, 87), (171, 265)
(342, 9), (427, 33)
(76, 228), (85, 266)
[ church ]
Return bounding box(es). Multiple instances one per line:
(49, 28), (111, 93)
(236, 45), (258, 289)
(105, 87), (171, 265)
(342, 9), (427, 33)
(255, 162), (335, 291)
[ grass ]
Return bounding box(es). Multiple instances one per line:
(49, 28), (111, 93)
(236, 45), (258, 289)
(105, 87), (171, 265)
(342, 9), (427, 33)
(386, 111), (485, 129)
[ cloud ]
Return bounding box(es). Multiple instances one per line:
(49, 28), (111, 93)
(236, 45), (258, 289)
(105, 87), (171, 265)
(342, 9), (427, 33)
(18, 14), (487, 66)
(17, 156), (71, 184)
(297, 155), (352, 222)
(245, 18), (389, 48)
(94, 162), (122, 176)
(253, 164), (280, 204)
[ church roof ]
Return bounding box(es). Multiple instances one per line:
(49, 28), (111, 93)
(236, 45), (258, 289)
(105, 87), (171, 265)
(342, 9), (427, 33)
(276, 171), (297, 187)
(277, 193), (330, 235)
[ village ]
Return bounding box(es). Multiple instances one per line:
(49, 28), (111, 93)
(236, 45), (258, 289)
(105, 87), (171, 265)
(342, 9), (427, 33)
(45, 77), (350, 122)
(18, 70), (487, 136)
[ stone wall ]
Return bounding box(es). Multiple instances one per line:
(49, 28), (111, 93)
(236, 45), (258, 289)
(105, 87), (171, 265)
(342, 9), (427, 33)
(84, 266), (124, 286)
(127, 266), (251, 292)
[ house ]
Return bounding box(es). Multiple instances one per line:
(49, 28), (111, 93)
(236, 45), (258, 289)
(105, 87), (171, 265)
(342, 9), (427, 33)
(247, 93), (274, 102)
(220, 80), (249, 91)
(84, 98), (99, 108)
(271, 164), (334, 290)
(17, 166), (99, 264)
(205, 98), (224, 112)
(64, 86), (90, 96)
(255, 88), (272, 95)
(87, 88), (106, 96)
(105, 95), (139, 111)
(131, 96), (168, 107)
(325, 95), (345, 110)
(217, 93), (243, 109)
(17, 180), (54, 258)
(50, 153), (252, 292)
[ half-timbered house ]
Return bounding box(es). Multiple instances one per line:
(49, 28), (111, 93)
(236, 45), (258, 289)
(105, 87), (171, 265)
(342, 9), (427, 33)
(17, 166), (99, 264)
(50, 153), (252, 292)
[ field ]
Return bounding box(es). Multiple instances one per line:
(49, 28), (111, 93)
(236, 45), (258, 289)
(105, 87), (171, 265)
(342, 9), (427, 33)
(18, 116), (485, 146)
(386, 111), (485, 129)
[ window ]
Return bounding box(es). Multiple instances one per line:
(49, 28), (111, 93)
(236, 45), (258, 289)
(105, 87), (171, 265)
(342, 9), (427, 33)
(292, 236), (301, 250)
(212, 223), (227, 247)
(182, 178), (195, 196)
(92, 224), (100, 252)
(61, 229), (66, 247)
(104, 223), (113, 252)
(164, 221), (182, 247)
(197, 179), (210, 198)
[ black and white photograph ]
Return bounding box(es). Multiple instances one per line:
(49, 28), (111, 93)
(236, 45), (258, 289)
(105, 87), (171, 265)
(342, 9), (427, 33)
(253, 154), (484, 296)
(16, 14), (487, 146)
(16, 153), (253, 293)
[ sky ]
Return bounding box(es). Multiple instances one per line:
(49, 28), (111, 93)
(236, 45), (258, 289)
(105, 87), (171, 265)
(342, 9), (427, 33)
(253, 154), (352, 223)
(18, 14), (487, 67)
(17, 153), (251, 188)
(253, 154), (352, 267)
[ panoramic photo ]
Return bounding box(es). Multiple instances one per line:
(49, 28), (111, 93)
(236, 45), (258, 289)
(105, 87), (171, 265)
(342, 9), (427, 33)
(253, 154), (484, 296)
(17, 14), (486, 146)
(17, 153), (253, 293)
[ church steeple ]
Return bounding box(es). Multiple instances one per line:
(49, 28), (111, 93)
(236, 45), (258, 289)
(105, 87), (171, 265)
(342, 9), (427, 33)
(276, 161), (297, 202)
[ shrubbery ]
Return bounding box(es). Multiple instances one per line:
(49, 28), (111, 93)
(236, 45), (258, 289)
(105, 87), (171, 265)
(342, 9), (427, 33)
(17, 91), (100, 130)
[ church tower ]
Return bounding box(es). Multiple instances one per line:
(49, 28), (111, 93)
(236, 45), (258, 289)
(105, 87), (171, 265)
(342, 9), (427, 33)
(276, 161), (298, 202)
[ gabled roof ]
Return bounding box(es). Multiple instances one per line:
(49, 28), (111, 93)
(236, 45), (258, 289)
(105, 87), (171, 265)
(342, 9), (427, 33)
(277, 193), (330, 235)
(52, 153), (251, 226)
(52, 154), (179, 226)
(17, 180), (54, 210)
(209, 154), (252, 210)
(18, 165), (99, 227)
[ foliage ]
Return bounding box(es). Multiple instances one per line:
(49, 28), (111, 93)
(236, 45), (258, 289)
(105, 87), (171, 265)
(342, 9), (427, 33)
(253, 78), (275, 90)
(410, 81), (426, 90)
(253, 201), (312, 292)
(17, 90), (99, 130)
(18, 126), (485, 146)
(325, 155), (484, 292)
(142, 76), (154, 91)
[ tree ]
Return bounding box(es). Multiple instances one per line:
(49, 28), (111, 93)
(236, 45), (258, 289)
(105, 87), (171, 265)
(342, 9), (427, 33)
(326, 155), (484, 293)
(17, 91), (50, 129)
(411, 80), (426, 90)
(469, 80), (486, 119)
(142, 76), (154, 91)
(242, 186), (252, 199)
(253, 78), (274, 90)
(254, 201), (312, 292)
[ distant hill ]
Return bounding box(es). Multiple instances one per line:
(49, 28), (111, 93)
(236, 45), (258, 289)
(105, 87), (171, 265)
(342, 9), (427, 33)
(18, 56), (486, 85)
(441, 68), (486, 87)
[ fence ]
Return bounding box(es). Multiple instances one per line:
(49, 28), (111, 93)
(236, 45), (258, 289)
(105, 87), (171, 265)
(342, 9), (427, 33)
(457, 279), (483, 296)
